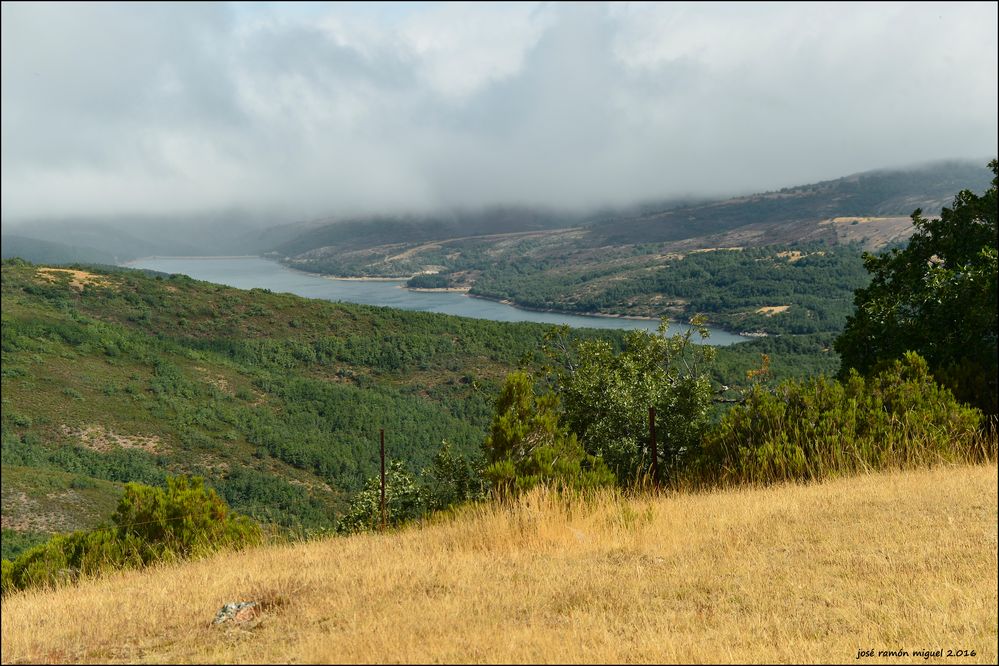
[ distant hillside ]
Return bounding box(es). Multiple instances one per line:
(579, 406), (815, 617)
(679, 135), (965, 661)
(273, 159), (993, 335)
(1, 212), (283, 261)
(270, 206), (583, 258)
(1, 235), (118, 265)
(0, 221), (197, 261)
(589, 159), (994, 244)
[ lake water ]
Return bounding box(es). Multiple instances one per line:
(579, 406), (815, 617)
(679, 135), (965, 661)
(125, 256), (750, 345)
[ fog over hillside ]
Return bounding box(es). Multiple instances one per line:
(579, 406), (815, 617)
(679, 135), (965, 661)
(2, 1), (996, 226)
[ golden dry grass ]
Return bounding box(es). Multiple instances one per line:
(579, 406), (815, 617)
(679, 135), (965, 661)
(2, 465), (996, 664)
(755, 305), (791, 316)
(34, 268), (115, 291)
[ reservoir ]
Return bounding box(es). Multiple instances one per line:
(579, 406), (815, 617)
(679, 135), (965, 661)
(126, 256), (750, 345)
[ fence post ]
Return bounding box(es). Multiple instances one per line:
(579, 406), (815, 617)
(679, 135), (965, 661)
(380, 428), (386, 531)
(649, 406), (659, 489)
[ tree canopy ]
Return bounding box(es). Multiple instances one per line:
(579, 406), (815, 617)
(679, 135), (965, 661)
(835, 160), (998, 414)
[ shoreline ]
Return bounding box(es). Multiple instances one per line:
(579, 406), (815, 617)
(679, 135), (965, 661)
(281, 262), (742, 331)
(122, 255), (259, 264)
(464, 292), (662, 322)
(130, 257), (752, 339)
(406, 286), (472, 293)
(291, 266), (667, 322)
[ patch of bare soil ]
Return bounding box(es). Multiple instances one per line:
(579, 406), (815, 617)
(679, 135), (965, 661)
(689, 247), (744, 254)
(755, 305), (791, 316)
(60, 424), (162, 455)
(820, 215), (915, 248)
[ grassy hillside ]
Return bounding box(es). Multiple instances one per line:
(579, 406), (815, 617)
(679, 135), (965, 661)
(588, 159), (994, 245)
(2, 464), (995, 664)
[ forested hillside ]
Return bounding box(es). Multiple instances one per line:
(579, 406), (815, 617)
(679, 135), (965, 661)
(2, 260), (818, 559)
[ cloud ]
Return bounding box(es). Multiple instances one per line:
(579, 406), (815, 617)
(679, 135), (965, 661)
(2, 1), (996, 221)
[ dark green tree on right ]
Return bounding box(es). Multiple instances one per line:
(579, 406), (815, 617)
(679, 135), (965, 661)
(834, 160), (998, 414)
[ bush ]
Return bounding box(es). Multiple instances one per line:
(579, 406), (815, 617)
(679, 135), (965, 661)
(692, 352), (984, 486)
(113, 475), (262, 559)
(1, 476), (262, 595)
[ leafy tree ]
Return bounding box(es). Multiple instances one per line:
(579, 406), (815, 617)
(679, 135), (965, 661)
(334, 461), (426, 534)
(482, 371), (615, 497)
(421, 440), (484, 512)
(835, 160), (998, 413)
(544, 318), (716, 485)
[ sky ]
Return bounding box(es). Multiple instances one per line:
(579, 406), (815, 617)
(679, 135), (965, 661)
(2, 1), (997, 223)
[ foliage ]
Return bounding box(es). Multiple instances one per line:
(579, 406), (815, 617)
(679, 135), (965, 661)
(1, 476), (262, 594)
(471, 242), (871, 335)
(333, 441), (485, 534)
(406, 274), (451, 289)
(421, 440), (485, 513)
(113, 475), (262, 558)
(835, 160), (998, 413)
(0, 529), (49, 562)
(693, 353), (985, 486)
(482, 371), (615, 497)
(334, 461), (427, 534)
(544, 319), (716, 485)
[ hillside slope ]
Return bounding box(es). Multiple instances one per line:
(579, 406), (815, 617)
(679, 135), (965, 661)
(0, 261), (571, 542)
(276, 160), (994, 334)
(2, 464), (995, 664)
(0, 260), (840, 553)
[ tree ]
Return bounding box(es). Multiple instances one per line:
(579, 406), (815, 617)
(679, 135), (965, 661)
(544, 317), (716, 485)
(334, 461), (426, 534)
(482, 371), (615, 497)
(421, 440), (484, 512)
(835, 160), (998, 414)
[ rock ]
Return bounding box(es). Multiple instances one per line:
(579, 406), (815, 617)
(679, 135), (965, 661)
(213, 601), (260, 626)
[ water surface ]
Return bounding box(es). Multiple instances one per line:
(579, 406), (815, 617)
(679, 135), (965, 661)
(126, 256), (749, 345)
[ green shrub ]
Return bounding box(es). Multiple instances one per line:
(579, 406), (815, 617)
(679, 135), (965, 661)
(1, 476), (262, 595)
(545, 319), (715, 485)
(421, 440), (484, 513)
(113, 475), (262, 559)
(693, 352), (984, 486)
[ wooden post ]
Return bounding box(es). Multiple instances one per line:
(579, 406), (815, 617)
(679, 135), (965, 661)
(649, 406), (659, 489)
(380, 428), (386, 531)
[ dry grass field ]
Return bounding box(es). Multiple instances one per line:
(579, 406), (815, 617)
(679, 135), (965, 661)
(2, 464), (996, 664)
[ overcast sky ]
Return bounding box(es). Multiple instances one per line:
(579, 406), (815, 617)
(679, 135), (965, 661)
(2, 1), (996, 222)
